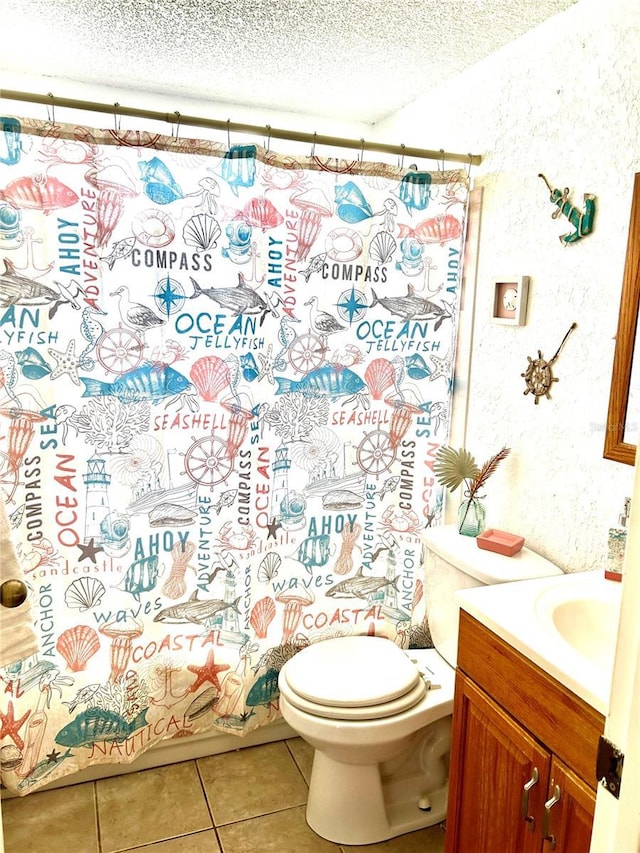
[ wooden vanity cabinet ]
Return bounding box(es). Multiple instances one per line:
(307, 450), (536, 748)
(445, 611), (605, 853)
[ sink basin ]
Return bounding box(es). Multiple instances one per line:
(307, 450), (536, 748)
(534, 576), (622, 671)
(457, 570), (623, 714)
(549, 597), (619, 668)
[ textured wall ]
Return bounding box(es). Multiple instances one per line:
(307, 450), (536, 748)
(376, 0), (638, 572)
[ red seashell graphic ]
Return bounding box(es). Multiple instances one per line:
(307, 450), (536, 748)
(1, 174), (78, 212)
(239, 196), (283, 231)
(249, 596), (276, 639)
(56, 625), (101, 672)
(189, 356), (231, 402)
(364, 358), (396, 399)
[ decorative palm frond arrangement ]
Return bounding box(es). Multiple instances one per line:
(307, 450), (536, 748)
(434, 445), (511, 530)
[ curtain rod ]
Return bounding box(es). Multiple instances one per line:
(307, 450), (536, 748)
(0, 88), (482, 167)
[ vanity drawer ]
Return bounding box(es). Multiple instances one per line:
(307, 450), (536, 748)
(457, 610), (605, 787)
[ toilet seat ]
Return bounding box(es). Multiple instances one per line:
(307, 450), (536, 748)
(280, 636), (427, 721)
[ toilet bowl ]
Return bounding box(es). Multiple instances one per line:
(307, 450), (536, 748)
(278, 635), (455, 845)
(278, 525), (563, 846)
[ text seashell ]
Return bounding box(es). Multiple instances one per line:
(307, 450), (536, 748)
(249, 597), (276, 639)
(369, 231), (397, 265)
(64, 577), (106, 611)
(183, 214), (221, 251)
(56, 625), (101, 672)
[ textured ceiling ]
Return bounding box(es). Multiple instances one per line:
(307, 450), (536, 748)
(2, 0), (577, 124)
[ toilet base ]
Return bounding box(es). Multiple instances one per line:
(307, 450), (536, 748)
(305, 746), (448, 845)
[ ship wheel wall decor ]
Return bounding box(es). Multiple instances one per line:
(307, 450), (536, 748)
(522, 323), (577, 404)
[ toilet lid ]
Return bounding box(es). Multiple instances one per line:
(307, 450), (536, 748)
(283, 636), (422, 708)
(280, 668), (427, 720)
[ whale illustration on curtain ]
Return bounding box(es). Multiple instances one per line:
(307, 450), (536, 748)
(0, 116), (469, 794)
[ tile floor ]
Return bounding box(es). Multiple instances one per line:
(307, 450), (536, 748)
(1, 738), (446, 853)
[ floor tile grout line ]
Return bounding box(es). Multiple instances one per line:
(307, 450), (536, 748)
(283, 739), (310, 787)
(214, 801), (310, 831)
(92, 779), (103, 853)
(194, 755), (225, 851)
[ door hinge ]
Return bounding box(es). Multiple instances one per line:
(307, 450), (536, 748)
(596, 735), (624, 799)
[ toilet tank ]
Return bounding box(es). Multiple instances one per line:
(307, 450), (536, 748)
(422, 525), (563, 667)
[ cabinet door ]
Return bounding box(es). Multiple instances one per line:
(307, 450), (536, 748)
(446, 671), (550, 853)
(542, 757), (596, 853)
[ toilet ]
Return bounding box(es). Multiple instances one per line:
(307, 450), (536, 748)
(278, 524), (563, 845)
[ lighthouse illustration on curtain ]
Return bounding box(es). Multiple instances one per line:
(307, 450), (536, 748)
(83, 455), (111, 544)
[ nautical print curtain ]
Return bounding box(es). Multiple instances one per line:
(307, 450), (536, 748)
(0, 115), (469, 794)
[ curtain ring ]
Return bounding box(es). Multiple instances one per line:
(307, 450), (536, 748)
(398, 143), (406, 170)
(227, 119), (231, 149)
(171, 111), (181, 141)
(311, 131), (317, 157)
(113, 103), (121, 133)
(46, 92), (56, 126)
(358, 138), (365, 163)
(265, 124), (272, 153)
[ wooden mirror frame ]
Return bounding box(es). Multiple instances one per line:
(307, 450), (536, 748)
(604, 173), (640, 465)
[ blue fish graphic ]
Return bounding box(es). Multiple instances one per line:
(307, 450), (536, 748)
(398, 171), (432, 213)
(221, 145), (257, 195)
(80, 363), (191, 403)
(274, 365), (366, 399)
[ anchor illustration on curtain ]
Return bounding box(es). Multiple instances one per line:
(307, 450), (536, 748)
(0, 115), (469, 794)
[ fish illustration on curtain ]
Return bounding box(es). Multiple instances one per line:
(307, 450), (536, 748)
(0, 114), (469, 794)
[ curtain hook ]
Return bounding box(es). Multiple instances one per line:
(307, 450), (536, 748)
(439, 148), (445, 173)
(398, 143), (406, 170)
(171, 111), (181, 141)
(311, 131), (317, 157)
(46, 92), (56, 126)
(358, 138), (365, 163)
(227, 118), (231, 150)
(265, 124), (272, 153)
(466, 153), (473, 180)
(113, 103), (121, 133)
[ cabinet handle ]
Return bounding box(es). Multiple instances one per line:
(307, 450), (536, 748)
(542, 783), (561, 849)
(520, 767), (539, 828)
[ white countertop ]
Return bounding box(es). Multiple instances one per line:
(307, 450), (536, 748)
(456, 570), (622, 716)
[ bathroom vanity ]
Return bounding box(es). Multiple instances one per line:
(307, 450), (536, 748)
(445, 607), (606, 852)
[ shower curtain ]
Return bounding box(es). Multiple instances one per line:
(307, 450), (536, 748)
(0, 114), (469, 794)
